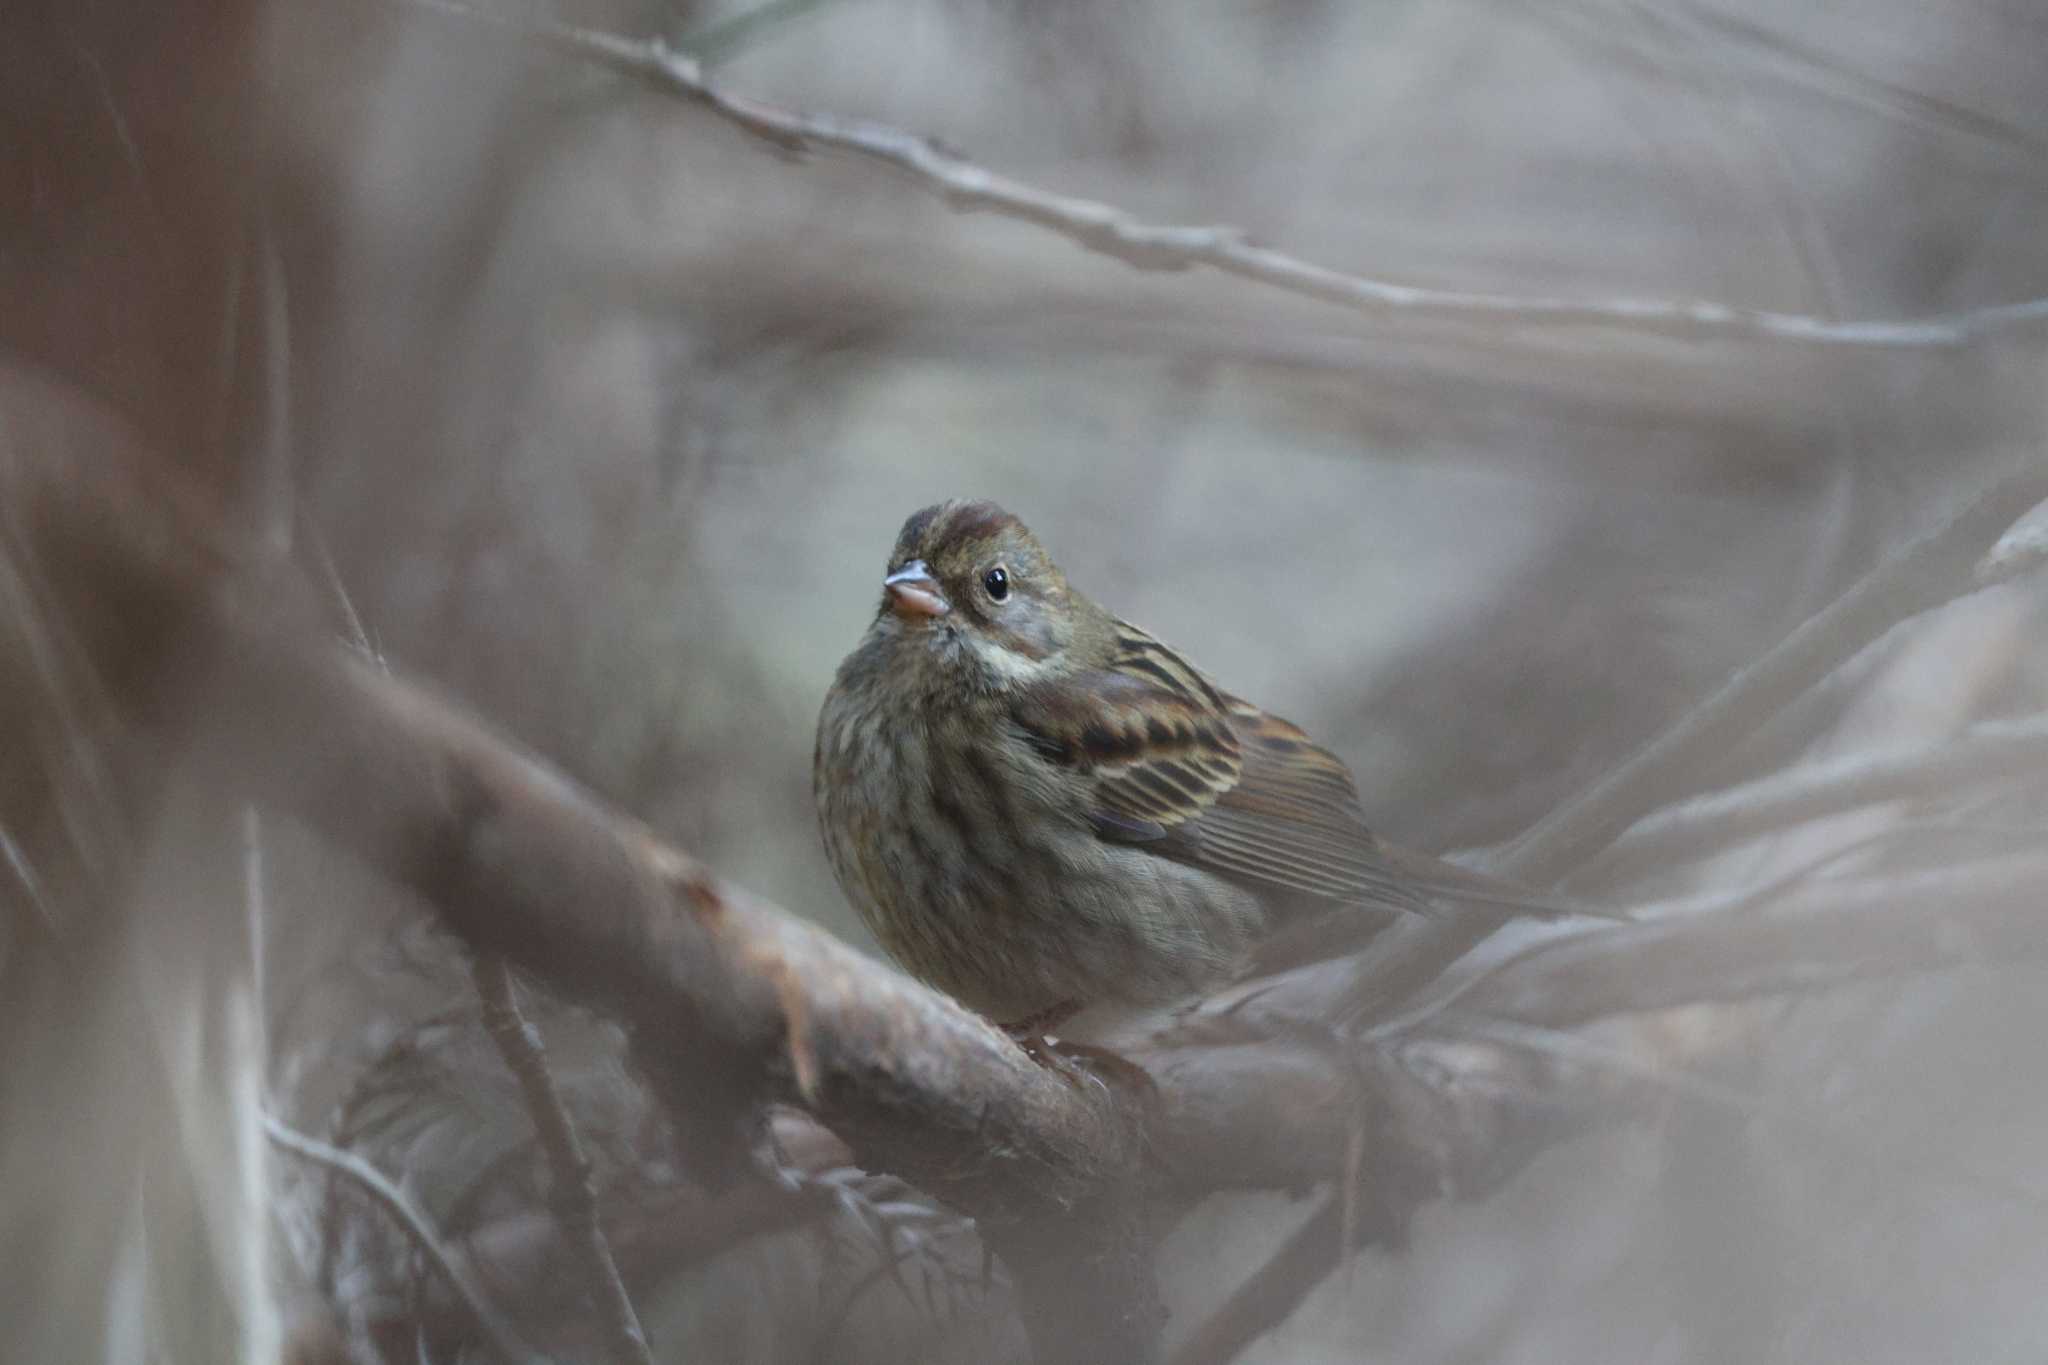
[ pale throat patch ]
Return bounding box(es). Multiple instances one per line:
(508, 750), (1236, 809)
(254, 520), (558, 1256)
(972, 637), (1061, 684)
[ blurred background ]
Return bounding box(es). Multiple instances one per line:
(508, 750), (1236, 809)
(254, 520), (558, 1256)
(4, 0), (2048, 1360)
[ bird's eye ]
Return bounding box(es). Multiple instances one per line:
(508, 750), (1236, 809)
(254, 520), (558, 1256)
(982, 566), (1010, 602)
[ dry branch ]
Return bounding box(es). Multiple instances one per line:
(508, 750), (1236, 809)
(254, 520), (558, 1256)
(12, 367), (2048, 1360)
(400, 0), (2048, 350)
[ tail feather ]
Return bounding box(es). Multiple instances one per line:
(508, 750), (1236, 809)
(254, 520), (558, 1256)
(1378, 842), (1633, 923)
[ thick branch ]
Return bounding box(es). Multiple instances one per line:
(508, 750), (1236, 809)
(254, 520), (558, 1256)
(1, 389), (1123, 1214)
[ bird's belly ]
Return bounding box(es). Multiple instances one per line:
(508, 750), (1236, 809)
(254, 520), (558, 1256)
(817, 714), (1264, 1021)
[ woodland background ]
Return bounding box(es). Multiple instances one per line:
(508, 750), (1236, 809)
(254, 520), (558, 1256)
(3, 0), (2048, 1361)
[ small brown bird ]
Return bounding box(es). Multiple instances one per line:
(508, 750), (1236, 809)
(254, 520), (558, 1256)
(815, 499), (1581, 1029)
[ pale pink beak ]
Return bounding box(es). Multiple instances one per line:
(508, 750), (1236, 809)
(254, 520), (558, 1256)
(884, 560), (950, 619)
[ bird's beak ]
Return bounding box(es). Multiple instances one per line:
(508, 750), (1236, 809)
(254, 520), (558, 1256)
(883, 560), (950, 619)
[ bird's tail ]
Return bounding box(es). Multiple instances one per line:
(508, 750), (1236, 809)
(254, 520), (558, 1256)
(1379, 842), (1633, 923)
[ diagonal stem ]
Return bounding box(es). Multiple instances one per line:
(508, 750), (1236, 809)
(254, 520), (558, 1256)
(472, 954), (656, 1365)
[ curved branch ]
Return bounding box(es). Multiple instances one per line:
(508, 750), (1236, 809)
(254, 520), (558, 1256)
(399, 0), (2048, 350)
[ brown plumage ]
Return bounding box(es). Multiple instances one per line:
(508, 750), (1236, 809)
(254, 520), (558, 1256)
(814, 499), (1581, 1024)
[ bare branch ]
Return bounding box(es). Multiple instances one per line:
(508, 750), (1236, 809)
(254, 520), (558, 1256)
(398, 0), (2048, 350)
(471, 956), (655, 1365)
(262, 1113), (550, 1365)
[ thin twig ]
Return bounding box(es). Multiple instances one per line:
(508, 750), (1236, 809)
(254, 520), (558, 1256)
(302, 517), (379, 662)
(471, 955), (656, 1365)
(398, 0), (2048, 350)
(253, 205), (295, 559)
(242, 807), (267, 1046)
(263, 1113), (551, 1365)
(0, 824), (57, 938)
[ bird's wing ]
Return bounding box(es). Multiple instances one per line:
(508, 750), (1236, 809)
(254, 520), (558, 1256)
(1191, 700), (1439, 911)
(1002, 628), (1243, 841)
(1008, 621), (1623, 921)
(1006, 621), (1431, 911)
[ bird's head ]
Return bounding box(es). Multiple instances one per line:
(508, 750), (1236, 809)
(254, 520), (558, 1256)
(872, 499), (1095, 688)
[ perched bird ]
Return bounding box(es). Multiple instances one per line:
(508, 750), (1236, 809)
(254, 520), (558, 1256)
(815, 499), (1587, 1030)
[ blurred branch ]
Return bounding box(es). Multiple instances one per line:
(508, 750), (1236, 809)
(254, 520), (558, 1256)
(1474, 851), (2048, 1027)
(1531, 0), (2048, 163)
(262, 1114), (550, 1365)
(1589, 716), (2048, 877)
(15, 367), (2048, 1361)
(1168, 1196), (1345, 1365)
(399, 0), (2048, 349)
(1670, 0), (2048, 160)
(1977, 494), (2048, 584)
(680, 0), (847, 67)
(1166, 845), (2048, 1361)
(379, 1126), (847, 1354)
(471, 955), (655, 1365)
(1499, 463), (2048, 887)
